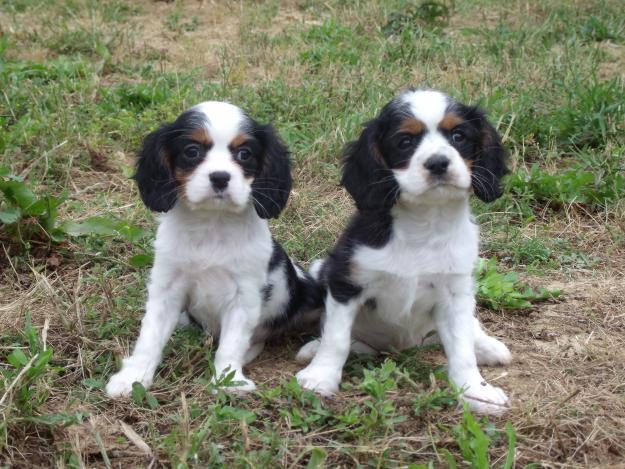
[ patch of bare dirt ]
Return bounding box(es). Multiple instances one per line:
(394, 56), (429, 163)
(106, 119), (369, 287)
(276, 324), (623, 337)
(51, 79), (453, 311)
(479, 273), (625, 466)
(597, 42), (625, 80)
(123, 0), (241, 76)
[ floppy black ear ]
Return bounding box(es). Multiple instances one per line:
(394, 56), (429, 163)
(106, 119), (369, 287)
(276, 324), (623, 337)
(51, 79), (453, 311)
(251, 124), (292, 219)
(341, 120), (399, 211)
(134, 124), (178, 212)
(470, 109), (508, 202)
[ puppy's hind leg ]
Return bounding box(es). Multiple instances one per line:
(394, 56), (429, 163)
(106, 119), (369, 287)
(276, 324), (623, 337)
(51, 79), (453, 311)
(295, 339), (376, 364)
(243, 342), (265, 365)
(350, 340), (377, 355)
(473, 318), (512, 366)
(177, 311), (192, 327)
(295, 339), (320, 364)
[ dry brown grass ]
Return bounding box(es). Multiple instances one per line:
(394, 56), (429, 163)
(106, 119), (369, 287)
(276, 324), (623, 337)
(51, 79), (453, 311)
(2, 0), (625, 467)
(2, 196), (624, 467)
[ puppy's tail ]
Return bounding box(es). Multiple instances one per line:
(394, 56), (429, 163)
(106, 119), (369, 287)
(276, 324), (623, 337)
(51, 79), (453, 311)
(292, 261), (325, 312)
(299, 256), (328, 312)
(275, 260), (325, 336)
(260, 241), (327, 339)
(308, 258), (326, 283)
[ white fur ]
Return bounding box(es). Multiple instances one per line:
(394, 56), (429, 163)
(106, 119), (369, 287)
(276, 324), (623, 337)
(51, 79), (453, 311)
(297, 90), (512, 415)
(106, 103), (290, 398)
(106, 205), (277, 397)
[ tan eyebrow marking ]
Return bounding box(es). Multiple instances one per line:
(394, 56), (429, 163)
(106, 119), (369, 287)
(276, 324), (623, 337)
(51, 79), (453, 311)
(189, 127), (212, 146)
(399, 117), (425, 135)
(231, 133), (250, 148)
(439, 112), (464, 131)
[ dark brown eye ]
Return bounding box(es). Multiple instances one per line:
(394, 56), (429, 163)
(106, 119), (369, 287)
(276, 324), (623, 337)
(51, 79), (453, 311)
(184, 144), (201, 159)
(236, 147), (252, 162)
(451, 130), (466, 143)
(398, 135), (414, 150)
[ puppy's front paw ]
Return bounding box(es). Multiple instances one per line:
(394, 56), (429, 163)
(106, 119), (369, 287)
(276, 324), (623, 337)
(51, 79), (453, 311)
(224, 376), (257, 394)
(212, 369), (257, 394)
(460, 380), (510, 415)
(296, 365), (340, 396)
(106, 368), (153, 398)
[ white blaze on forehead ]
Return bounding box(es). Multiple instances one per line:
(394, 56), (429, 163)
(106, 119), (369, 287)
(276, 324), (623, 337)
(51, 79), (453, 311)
(191, 101), (246, 144)
(400, 90), (449, 130)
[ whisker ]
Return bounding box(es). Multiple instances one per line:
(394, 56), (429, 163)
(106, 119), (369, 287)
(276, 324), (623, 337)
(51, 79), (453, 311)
(250, 195), (270, 218)
(251, 189), (282, 213)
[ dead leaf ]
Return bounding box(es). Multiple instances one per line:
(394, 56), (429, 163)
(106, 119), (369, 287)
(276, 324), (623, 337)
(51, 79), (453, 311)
(119, 421), (153, 457)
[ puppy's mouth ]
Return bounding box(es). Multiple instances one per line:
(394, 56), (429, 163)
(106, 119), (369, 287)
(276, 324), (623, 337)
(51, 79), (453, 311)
(186, 191), (236, 210)
(206, 189), (235, 202)
(427, 175), (468, 191)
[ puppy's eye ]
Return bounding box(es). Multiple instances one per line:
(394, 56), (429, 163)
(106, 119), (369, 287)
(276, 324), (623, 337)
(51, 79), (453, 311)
(397, 136), (414, 150)
(236, 147), (252, 162)
(451, 130), (466, 143)
(184, 144), (202, 159)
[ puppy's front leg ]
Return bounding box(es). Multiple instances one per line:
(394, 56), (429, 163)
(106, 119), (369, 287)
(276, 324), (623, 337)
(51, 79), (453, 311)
(296, 295), (360, 396)
(213, 288), (262, 393)
(434, 275), (509, 415)
(106, 266), (186, 398)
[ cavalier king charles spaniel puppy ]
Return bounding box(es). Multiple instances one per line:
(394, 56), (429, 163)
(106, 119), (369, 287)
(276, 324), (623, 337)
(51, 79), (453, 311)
(295, 89), (512, 414)
(106, 101), (322, 397)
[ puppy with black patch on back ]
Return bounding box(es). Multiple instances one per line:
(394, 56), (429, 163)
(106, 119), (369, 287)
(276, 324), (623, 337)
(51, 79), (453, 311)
(295, 89), (512, 415)
(106, 101), (323, 397)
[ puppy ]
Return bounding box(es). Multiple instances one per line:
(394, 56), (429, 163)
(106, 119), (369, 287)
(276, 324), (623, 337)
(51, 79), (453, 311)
(295, 89), (512, 414)
(106, 101), (322, 397)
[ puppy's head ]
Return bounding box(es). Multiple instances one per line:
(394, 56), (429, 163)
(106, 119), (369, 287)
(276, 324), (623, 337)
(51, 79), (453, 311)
(341, 89), (507, 210)
(135, 101), (292, 218)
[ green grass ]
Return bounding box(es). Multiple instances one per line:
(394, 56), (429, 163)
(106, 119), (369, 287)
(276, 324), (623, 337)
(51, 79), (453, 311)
(1, 0), (625, 467)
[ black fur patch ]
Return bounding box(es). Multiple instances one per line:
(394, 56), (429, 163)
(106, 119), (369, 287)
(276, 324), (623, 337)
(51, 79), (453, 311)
(447, 103), (508, 202)
(341, 100), (407, 211)
(263, 240), (324, 329)
(135, 110), (210, 212)
(322, 210), (394, 304)
(262, 283), (273, 303)
(267, 239), (284, 271)
(249, 122), (292, 219)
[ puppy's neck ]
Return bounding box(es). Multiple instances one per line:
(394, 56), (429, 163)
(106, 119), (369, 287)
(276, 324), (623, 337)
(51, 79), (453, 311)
(393, 197), (471, 222)
(389, 197), (474, 247)
(161, 202), (263, 231)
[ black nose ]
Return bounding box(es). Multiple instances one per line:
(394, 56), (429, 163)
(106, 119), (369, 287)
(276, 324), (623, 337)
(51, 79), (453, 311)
(209, 171), (231, 191)
(424, 155), (450, 176)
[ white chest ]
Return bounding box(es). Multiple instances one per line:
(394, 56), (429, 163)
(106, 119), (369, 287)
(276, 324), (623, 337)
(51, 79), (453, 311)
(353, 214), (478, 278)
(151, 206), (272, 332)
(350, 202), (479, 348)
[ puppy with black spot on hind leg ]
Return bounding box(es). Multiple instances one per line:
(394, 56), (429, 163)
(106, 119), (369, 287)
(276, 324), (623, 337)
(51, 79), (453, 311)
(296, 89), (512, 415)
(106, 101), (323, 398)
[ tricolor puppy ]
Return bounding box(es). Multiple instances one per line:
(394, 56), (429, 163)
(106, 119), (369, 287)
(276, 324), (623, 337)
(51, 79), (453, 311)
(296, 89), (512, 414)
(106, 101), (322, 397)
